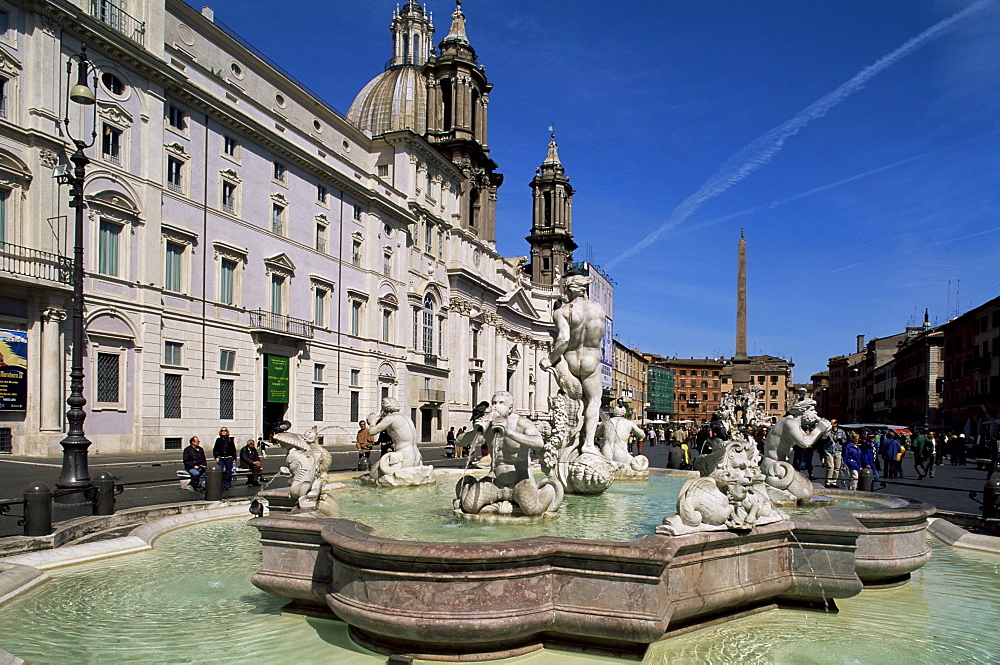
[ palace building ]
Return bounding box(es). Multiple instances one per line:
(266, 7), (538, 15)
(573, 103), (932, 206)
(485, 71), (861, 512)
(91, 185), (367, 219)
(0, 0), (597, 455)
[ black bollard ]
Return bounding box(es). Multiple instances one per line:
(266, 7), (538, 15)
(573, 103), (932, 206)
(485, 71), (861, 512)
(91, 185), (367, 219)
(205, 464), (222, 501)
(858, 468), (874, 492)
(983, 478), (1000, 521)
(23, 482), (53, 537)
(92, 472), (116, 516)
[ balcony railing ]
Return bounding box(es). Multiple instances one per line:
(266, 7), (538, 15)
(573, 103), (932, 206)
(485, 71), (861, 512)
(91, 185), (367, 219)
(423, 353), (438, 366)
(0, 242), (72, 285)
(91, 0), (146, 46)
(419, 389), (445, 403)
(469, 357), (484, 372)
(248, 309), (314, 338)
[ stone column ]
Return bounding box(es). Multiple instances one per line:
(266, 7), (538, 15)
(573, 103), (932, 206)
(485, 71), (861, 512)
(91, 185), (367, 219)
(40, 307), (67, 430)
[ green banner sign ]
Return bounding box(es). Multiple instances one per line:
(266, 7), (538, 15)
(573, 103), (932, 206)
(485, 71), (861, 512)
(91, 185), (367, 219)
(266, 355), (289, 404)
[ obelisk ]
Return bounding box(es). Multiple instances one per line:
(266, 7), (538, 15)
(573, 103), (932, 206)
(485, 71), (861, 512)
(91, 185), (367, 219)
(732, 230), (751, 391)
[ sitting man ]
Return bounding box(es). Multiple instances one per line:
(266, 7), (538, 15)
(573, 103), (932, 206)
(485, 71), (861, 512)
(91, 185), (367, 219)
(183, 436), (207, 491)
(239, 438), (263, 486)
(455, 391), (563, 516)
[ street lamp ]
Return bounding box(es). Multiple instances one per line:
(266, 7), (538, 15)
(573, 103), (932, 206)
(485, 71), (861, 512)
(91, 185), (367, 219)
(55, 47), (98, 501)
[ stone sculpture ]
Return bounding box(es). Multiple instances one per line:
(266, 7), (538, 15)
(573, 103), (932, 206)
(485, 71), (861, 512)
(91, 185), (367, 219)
(659, 388), (787, 535)
(596, 404), (649, 480)
(455, 391), (564, 521)
(362, 397), (435, 487)
(273, 426), (337, 509)
(760, 393), (831, 502)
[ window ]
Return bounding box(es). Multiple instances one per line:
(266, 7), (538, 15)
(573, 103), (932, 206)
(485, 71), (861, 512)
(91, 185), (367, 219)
(317, 184), (327, 204)
(221, 181), (236, 213)
(770, 390), (778, 399)
(422, 295), (434, 354)
(412, 307), (419, 349)
(471, 328), (479, 358)
(315, 223), (327, 252)
(314, 288), (327, 327)
(98, 219), (121, 276)
(164, 341), (183, 366)
(424, 223), (433, 253)
(164, 437), (182, 451)
(167, 156), (183, 192)
(350, 300), (361, 336)
(350, 390), (360, 422)
(102, 124), (122, 164)
(353, 205), (362, 221)
(313, 387), (324, 421)
(770, 402), (779, 411)
(219, 379), (234, 420)
(223, 135), (239, 158)
(164, 241), (183, 292)
(164, 374), (182, 418)
(770, 375), (778, 385)
(167, 104), (186, 131)
(377, 164), (389, 177)
(382, 308), (392, 342)
(273, 161), (286, 183)
(101, 72), (125, 96)
(96, 352), (121, 405)
(219, 259), (236, 305)
(383, 252), (391, 277)
(314, 363), (325, 382)
(350, 369), (360, 385)
(0, 10), (9, 41)
(269, 274), (285, 315)
(438, 317), (444, 356)
(351, 240), (361, 266)
(758, 376), (766, 384)
(219, 349), (236, 372)
(271, 203), (284, 235)
(437, 229), (443, 258)
(0, 76), (7, 119)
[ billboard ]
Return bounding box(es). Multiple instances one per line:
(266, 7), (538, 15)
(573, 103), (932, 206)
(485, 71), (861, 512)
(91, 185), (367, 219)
(585, 263), (614, 391)
(0, 329), (27, 411)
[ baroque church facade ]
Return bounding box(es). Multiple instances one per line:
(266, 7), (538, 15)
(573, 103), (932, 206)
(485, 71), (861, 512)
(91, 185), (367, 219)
(0, 0), (589, 455)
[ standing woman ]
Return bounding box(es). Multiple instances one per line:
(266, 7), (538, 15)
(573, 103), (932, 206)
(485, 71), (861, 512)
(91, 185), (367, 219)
(842, 432), (862, 490)
(213, 427), (237, 490)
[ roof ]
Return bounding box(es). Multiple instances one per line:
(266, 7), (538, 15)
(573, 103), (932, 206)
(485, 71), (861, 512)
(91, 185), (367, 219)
(347, 65), (427, 137)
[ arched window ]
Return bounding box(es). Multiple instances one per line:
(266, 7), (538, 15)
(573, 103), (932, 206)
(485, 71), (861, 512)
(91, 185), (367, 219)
(422, 294), (434, 354)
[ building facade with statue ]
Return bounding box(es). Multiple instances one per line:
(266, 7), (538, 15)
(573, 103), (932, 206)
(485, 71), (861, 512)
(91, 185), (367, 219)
(0, 0), (600, 455)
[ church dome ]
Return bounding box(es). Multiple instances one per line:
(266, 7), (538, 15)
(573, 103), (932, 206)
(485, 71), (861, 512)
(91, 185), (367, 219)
(347, 65), (427, 137)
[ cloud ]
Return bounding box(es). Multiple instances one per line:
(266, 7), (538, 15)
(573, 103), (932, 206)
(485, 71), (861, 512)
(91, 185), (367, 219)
(604, 0), (994, 270)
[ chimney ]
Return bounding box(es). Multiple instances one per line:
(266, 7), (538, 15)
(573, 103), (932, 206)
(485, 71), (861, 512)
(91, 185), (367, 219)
(856, 335), (865, 353)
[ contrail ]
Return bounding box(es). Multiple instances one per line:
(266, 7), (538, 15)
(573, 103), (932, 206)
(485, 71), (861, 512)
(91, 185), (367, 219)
(605, 0), (993, 270)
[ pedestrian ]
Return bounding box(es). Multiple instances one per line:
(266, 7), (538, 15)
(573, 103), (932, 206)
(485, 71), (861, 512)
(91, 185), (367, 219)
(355, 420), (374, 471)
(666, 439), (687, 469)
(183, 436), (207, 491)
(821, 420), (847, 488)
(986, 437), (1000, 482)
(239, 438), (263, 486)
(446, 426), (456, 458)
(378, 430), (393, 457)
(955, 433), (968, 466)
(257, 436), (268, 459)
(647, 428), (656, 447)
(843, 432), (862, 490)
(213, 427), (237, 490)
(860, 434), (878, 483)
(912, 429), (933, 480)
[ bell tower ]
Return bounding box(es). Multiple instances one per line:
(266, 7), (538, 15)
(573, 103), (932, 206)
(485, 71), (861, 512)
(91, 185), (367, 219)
(425, 0), (502, 242)
(389, 1), (434, 68)
(526, 132), (577, 286)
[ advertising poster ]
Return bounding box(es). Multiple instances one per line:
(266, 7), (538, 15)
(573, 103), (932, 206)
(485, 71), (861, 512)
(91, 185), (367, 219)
(0, 329), (27, 411)
(266, 355), (289, 403)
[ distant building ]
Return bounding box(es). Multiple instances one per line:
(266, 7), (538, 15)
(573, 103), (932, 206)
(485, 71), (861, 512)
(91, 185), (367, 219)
(810, 371), (830, 415)
(661, 358), (725, 424)
(721, 355), (794, 422)
(643, 354), (674, 422)
(612, 340), (647, 420)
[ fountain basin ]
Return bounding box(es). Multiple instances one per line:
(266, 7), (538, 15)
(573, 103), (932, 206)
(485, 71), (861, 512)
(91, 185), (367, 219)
(250, 472), (935, 659)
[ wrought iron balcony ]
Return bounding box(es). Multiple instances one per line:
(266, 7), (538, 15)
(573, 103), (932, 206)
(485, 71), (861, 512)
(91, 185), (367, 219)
(248, 309), (314, 338)
(0, 242), (72, 285)
(91, 0), (146, 46)
(419, 389), (445, 403)
(423, 353), (438, 366)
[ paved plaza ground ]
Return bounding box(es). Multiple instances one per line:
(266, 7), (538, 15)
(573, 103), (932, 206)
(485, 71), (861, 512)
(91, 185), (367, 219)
(0, 441), (993, 538)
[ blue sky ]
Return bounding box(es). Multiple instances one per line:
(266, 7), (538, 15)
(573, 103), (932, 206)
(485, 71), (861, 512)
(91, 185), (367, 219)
(198, 0), (1000, 381)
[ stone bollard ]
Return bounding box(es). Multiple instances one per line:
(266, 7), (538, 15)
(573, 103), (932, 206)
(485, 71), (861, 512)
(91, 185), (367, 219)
(205, 464), (223, 501)
(23, 482), (53, 537)
(983, 478), (1000, 521)
(92, 472), (116, 516)
(858, 468), (874, 492)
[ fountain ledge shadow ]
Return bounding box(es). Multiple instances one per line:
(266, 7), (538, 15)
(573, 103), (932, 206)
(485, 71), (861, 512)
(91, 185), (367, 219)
(250, 489), (934, 661)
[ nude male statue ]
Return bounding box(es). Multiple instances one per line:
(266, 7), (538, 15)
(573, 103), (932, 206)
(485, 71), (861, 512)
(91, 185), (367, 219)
(368, 397), (422, 469)
(456, 391), (562, 515)
(539, 273), (606, 455)
(596, 404), (646, 467)
(761, 397), (831, 499)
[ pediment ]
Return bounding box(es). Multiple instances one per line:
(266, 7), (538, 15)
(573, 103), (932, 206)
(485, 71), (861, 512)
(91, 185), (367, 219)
(0, 46), (21, 78)
(263, 252), (296, 272)
(497, 286), (541, 321)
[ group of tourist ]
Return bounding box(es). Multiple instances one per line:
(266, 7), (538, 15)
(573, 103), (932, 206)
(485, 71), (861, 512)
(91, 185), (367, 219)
(183, 427), (264, 491)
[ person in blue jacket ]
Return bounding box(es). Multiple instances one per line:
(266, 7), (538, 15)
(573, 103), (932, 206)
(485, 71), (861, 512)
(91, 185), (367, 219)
(842, 432), (862, 490)
(860, 432), (879, 483)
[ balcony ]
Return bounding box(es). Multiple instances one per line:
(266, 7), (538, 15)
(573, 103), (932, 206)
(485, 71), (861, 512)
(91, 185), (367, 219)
(0, 242), (72, 285)
(423, 353), (438, 367)
(248, 309), (314, 338)
(91, 0), (146, 46)
(469, 357), (484, 372)
(419, 389), (445, 403)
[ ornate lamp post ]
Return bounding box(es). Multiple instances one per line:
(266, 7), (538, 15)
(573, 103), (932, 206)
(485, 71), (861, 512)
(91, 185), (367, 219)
(55, 47), (98, 500)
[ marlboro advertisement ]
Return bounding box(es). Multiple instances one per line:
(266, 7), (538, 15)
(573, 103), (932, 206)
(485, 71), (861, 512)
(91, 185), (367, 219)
(0, 329), (27, 411)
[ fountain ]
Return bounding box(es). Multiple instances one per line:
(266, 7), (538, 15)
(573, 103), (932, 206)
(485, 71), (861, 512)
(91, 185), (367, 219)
(244, 276), (937, 660)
